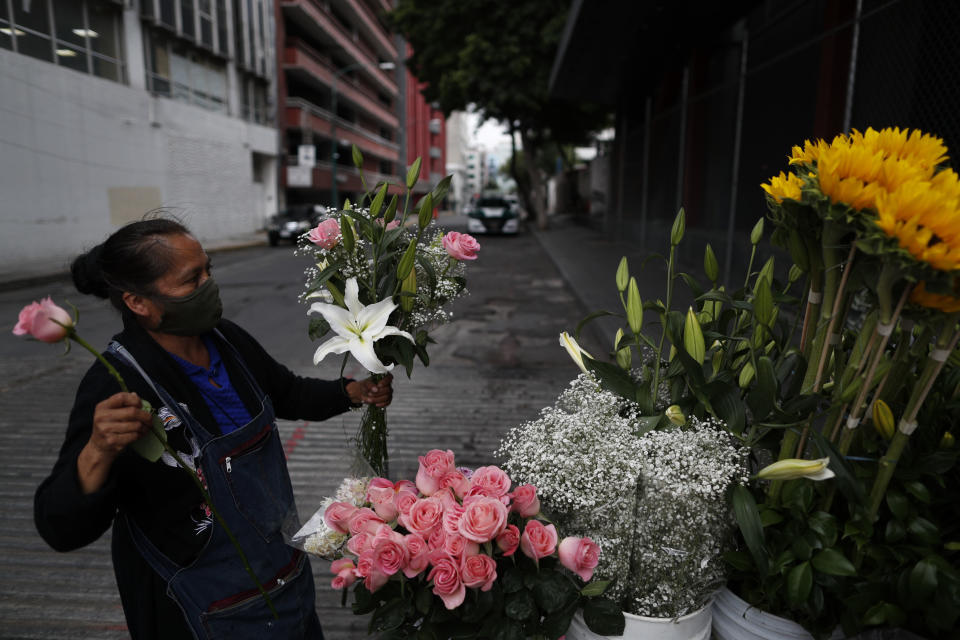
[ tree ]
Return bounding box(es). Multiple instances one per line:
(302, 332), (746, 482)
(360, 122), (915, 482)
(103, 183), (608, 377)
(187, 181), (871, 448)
(390, 0), (608, 229)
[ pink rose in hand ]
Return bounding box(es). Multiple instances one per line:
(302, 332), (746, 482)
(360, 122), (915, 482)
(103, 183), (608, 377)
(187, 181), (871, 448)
(346, 532), (373, 556)
(372, 539), (408, 576)
(396, 490), (419, 516)
(427, 553), (466, 609)
(558, 536), (601, 582)
(329, 558), (357, 589)
(460, 553), (497, 591)
(439, 470), (471, 499)
(416, 449), (456, 495)
(509, 484), (540, 517)
(308, 218), (341, 249)
(496, 524), (520, 557)
(356, 551), (389, 592)
(13, 297), (73, 343)
(442, 503), (465, 536)
(348, 508), (386, 536)
(458, 496), (508, 543)
(443, 533), (479, 559)
(520, 520), (558, 562)
(442, 231), (480, 261)
(323, 501), (358, 534)
(469, 466), (511, 498)
(367, 477), (401, 521)
(427, 525), (447, 551)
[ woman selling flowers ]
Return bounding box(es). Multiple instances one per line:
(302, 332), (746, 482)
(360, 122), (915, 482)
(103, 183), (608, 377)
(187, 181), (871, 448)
(32, 218), (393, 639)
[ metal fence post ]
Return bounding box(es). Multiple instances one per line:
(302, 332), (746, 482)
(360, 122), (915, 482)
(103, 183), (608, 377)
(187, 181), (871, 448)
(724, 26), (749, 285)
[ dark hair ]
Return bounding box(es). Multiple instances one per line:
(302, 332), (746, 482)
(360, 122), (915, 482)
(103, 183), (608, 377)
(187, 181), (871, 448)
(71, 217), (191, 310)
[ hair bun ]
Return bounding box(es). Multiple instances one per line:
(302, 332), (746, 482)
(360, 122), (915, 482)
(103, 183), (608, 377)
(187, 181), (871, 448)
(71, 245), (110, 299)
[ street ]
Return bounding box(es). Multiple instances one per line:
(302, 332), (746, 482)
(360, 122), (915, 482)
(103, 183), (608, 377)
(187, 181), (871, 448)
(0, 220), (604, 639)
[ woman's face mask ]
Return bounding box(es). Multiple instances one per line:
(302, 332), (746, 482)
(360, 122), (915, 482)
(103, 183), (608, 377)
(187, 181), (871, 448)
(153, 277), (223, 336)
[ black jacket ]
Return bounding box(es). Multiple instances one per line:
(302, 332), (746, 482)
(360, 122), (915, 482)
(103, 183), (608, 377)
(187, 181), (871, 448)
(34, 315), (353, 638)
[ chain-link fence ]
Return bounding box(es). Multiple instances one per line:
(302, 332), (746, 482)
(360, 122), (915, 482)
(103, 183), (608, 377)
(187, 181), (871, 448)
(613, 0), (960, 283)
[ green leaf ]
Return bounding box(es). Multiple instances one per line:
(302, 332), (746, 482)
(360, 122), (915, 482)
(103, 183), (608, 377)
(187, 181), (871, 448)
(886, 491), (909, 520)
(541, 600), (578, 640)
(907, 517), (941, 545)
(786, 561), (813, 606)
(491, 620), (525, 640)
(573, 310), (615, 340)
(747, 355), (777, 420)
(532, 571), (577, 614)
(582, 598), (625, 636)
(580, 580), (610, 597)
(417, 193), (434, 229)
(307, 316), (331, 341)
(340, 215), (356, 253)
(731, 484), (768, 576)
(501, 567), (524, 594)
(370, 182), (389, 218)
(904, 481), (932, 504)
(811, 548), (856, 576)
(406, 157), (422, 189)
(862, 602), (906, 627)
(909, 558), (938, 601)
(431, 174), (453, 205)
(885, 519), (906, 543)
(369, 598), (406, 631)
(584, 358), (639, 401)
(807, 511), (838, 547)
(504, 590), (536, 621)
(415, 586), (433, 615)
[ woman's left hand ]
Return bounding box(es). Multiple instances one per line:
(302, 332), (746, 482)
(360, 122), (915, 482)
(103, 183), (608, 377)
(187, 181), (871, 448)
(346, 374), (394, 408)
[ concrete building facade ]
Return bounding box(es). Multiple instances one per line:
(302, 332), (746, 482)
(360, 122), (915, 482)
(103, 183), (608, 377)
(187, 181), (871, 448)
(444, 110), (470, 213)
(0, 0), (279, 278)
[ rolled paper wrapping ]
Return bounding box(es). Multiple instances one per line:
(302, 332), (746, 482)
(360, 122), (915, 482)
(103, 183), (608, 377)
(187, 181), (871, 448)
(877, 322), (895, 336)
(808, 290), (823, 304)
(898, 419), (919, 435)
(931, 348), (950, 362)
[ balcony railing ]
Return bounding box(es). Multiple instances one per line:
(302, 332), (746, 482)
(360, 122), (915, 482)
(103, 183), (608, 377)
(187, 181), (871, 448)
(286, 97), (399, 159)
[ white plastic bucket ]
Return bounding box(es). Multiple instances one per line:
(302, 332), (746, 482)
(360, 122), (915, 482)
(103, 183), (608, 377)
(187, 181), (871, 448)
(712, 587), (844, 640)
(566, 603), (712, 640)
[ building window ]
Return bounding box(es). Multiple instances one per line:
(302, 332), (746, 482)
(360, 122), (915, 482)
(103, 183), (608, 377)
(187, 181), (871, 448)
(0, 0), (124, 82)
(239, 73), (272, 124)
(146, 30), (227, 113)
(379, 160), (392, 175)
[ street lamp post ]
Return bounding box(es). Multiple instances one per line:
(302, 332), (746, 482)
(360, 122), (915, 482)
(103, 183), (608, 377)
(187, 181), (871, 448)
(330, 60), (396, 210)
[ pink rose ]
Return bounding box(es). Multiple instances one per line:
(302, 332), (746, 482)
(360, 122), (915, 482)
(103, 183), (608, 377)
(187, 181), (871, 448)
(348, 508), (386, 536)
(330, 558), (357, 589)
(323, 501), (358, 534)
(371, 524), (405, 546)
(416, 449), (456, 495)
(403, 534), (430, 578)
(356, 551), (389, 592)
(442, 503), (465, 536)
(308, 218), (340, 249)
(558, 536), (600, 582)
(376, 218), (401, 231)
(442, 231), (480, 261)
(520, 520), (558, 561)
(439, 470), (471, 498)
(496, 524), (520, 557)
(367, 478), (401, 521)
(346, 532), (373, 556)
(372, 539), (408, 576)
(509, 485), (540, 517)
(427, 553), (466, 609)
(427, 525), (447, 551)
(396, 490), (419, 516)
(458, 496), (508, 543)
(469, 466), (511, 498)
(13, 297), (73, 343)
(401, 497), (444, 538)
(460, 553), (497, 591)
(444, 533), (479, 558)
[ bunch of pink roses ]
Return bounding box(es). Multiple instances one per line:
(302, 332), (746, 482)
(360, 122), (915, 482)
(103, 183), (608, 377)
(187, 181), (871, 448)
(322, 450), (600, 611)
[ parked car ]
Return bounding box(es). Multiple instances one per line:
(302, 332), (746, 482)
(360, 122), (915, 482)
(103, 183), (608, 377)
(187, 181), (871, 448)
(266, 208), (319, 246)
(466, 196), (520, 234)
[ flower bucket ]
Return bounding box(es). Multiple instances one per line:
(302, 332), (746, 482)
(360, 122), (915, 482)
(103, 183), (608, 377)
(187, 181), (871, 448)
(712, 587), (843, 640)
(567, 603), (712, 640)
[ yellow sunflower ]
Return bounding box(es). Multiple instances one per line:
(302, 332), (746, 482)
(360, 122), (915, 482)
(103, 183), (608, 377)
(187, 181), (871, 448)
(910, 281), (960, 313)
(761, 171), (804, 203)
(875, 175), (960, 271)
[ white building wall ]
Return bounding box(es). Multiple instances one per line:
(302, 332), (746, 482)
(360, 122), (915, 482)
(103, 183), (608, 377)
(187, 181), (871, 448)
(0, 48), (277, 277)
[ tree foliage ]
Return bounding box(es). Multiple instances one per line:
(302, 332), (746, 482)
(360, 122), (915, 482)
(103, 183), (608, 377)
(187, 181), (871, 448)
(389, 0), (608, 225)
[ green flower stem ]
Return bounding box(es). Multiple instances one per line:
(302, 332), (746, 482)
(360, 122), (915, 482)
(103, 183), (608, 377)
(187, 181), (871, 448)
(800, 262), (823, 357)
(866, 317), (960, 520)
(799, 223), (848, 395)
(357, 380), (389, 476)
(651, 243), (677, 401)
(67, 330), (129, 393)
(768, 427), (802, 503)
(838, 283), (912, 455)
(66, 330), (278, 619)
(811, 243), (857, 391)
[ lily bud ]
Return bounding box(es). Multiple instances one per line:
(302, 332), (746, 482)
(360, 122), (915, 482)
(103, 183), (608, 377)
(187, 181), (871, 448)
(684, 307), (705, 365)
(406, 157), (422, 189)
(739, 361), (755, 388)
(704, 244), (719, 283)
(559, 332), (592, 376)
(615, 346), (632, 370)
(788, 264), (804, 284)
(872, 400), (895, 440)
(671, 207), (686, 246)
(665, 405), (686, 426)
(750, 218), (765, 245)
(616, 257), (629, 293)
(351, 144), (363, 169)
(756, 457), (835, 481)
(627, 277), (643, 335)
(614, 328), (625, 351)
(400, 268), (416, 312)
(941, 432), (955, 449)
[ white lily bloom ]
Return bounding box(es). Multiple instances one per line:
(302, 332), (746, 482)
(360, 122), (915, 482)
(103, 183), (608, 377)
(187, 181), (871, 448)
(559, 331), (592, 375)
(308, 277), (413, 373)
(755, 457), (835, 481)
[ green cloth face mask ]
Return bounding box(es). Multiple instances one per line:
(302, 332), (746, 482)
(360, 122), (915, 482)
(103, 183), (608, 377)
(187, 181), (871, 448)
(153, 277), (223, 336)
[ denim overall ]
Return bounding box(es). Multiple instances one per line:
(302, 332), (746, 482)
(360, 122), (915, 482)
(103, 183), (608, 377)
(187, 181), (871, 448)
(108, 336), (322, 640)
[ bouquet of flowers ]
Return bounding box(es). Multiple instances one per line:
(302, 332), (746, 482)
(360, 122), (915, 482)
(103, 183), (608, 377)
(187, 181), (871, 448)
(297, 149), (479, 475)
(498, 374), (747, 619)
(291, 449), (625, 639)
(562, 127), (960, 637)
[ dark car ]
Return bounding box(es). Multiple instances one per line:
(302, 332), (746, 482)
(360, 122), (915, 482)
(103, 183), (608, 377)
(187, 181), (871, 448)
(266, 208), (320, 246)
(466, 196), (520, 234)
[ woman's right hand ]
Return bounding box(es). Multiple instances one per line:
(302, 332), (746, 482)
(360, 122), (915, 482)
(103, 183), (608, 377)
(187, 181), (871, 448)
(77, 392), (152, 493)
